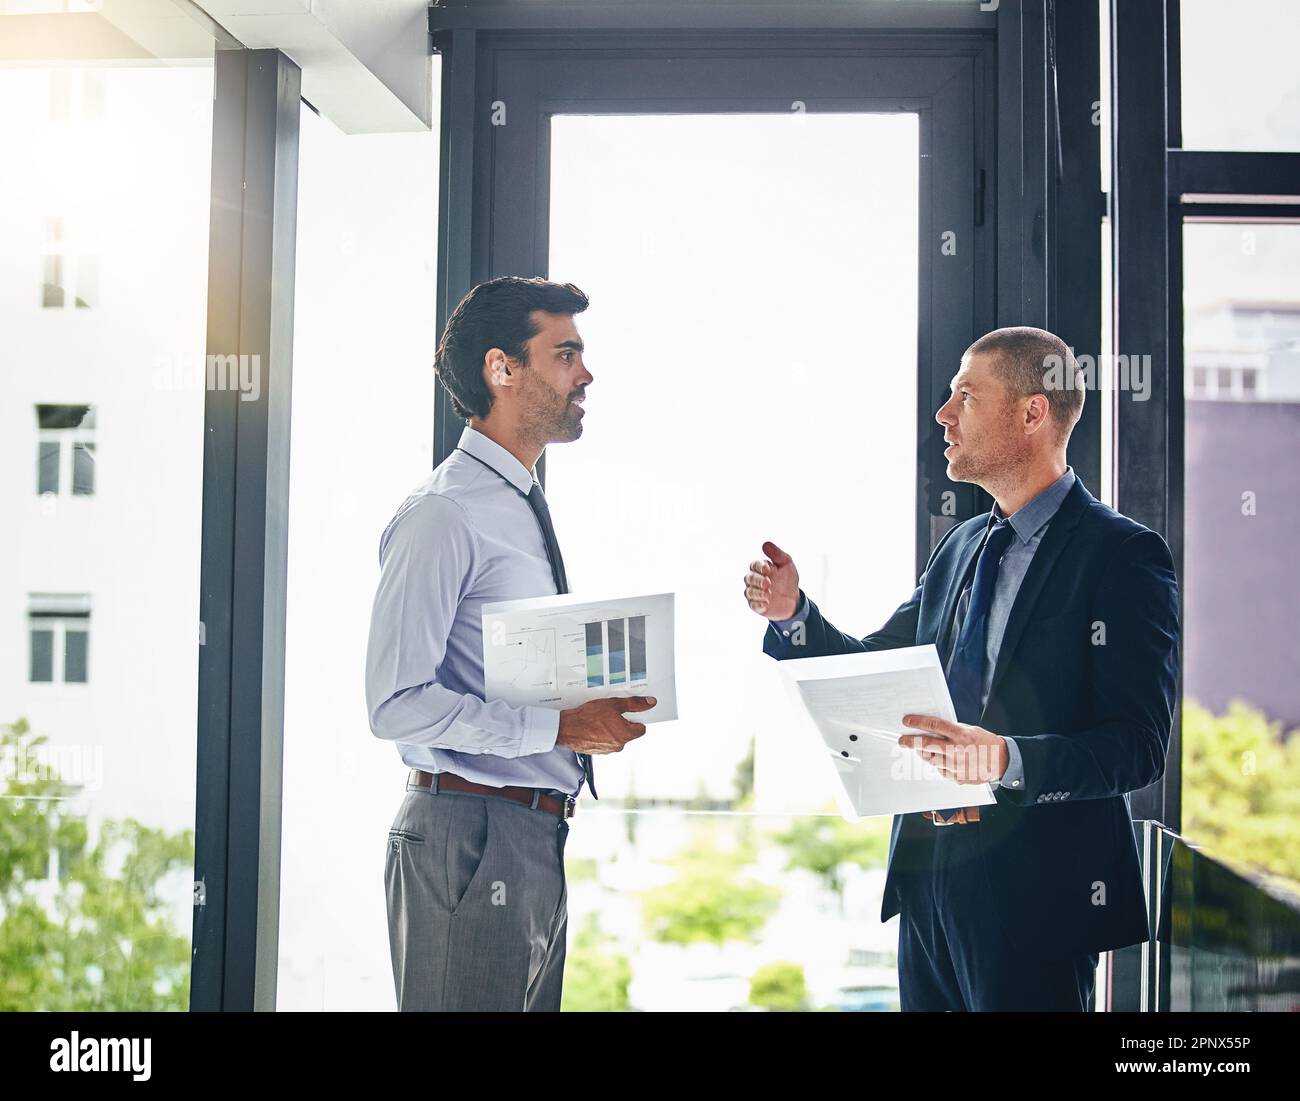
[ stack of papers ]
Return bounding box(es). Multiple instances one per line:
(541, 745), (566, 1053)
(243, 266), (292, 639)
(778, 645), (995, 818)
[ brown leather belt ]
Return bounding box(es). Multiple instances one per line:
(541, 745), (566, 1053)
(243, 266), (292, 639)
(410, 769), (577, 820)
(925, 806), (981, 826)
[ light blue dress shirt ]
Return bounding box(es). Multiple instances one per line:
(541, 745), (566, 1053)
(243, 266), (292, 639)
(772, 467), (1078, 793)
(364, 425), (585, 795)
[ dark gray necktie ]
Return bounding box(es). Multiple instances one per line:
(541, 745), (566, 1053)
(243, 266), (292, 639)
(523, 482), (596, 799)
(526, 483), (569, 595)
(934, 519), (1015, 820)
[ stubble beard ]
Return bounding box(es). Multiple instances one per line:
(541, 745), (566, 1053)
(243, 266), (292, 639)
(520, 378), (582, 448)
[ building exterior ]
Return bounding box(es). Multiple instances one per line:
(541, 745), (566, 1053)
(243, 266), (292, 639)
(0, 67), (212, 930)
(1185, 301), (1300, 402)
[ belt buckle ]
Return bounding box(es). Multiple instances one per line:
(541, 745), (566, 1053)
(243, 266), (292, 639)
(931, 810), (957, 826)
(562, 795), (576, 819)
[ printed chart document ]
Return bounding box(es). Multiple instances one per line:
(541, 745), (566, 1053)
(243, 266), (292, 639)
(482, 592), (677, 722)
(778, 644), (995, 818)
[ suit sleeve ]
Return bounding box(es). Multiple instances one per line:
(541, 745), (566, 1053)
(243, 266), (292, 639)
(999, 529), (1180, 803)
(762, 521), (966, 662)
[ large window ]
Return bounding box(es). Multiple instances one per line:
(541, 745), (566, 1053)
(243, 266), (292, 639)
(34, 404), (96, 497)
(0, 55), (215, 1009)
(1170, 0), (1300, 898)
(1180, 223), (1300, 891)
(27, 593), (92, 684)
(542, 112), (920, 1010)
(277, 87), (440, 1011)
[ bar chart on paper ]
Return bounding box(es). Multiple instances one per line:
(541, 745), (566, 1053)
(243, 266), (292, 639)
(483, 593), (676, 722)
(585, 615), (648, 688)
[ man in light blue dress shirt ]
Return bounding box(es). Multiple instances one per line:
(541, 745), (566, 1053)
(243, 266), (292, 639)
(367, 277), (654, 1011)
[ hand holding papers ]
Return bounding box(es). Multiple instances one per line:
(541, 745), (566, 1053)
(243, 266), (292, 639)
(778, 645), (996, 818)
(482, 591), (677, 722)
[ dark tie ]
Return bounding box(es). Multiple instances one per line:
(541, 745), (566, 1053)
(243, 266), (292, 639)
(934, 519), (1015, 820)
(524, 482), (597, 799)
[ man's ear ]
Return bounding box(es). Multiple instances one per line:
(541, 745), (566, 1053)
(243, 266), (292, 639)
(483, 347), (514, 389)
(1023, 393), (1051, 435)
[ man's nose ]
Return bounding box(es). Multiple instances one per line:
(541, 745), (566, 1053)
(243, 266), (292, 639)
(935, 399), (954, 425)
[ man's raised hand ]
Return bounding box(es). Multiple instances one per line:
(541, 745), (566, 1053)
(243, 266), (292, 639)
(744, 540), (801, 621)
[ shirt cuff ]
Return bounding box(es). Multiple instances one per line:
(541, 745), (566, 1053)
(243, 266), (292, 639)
(769, 590), (810, 637)
(998, 736), (1025, 790)
(518, 705), (562, 757)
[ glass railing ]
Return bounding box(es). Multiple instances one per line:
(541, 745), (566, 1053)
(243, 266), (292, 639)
(1109, 821), (1300, 1011)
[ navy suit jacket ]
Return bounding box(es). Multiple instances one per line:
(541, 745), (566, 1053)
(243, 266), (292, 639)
(763, 478), (1180, 957)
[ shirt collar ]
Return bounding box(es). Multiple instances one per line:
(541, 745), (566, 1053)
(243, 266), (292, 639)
(990, 466), (1076, 545)
(457, 425), (537, 496)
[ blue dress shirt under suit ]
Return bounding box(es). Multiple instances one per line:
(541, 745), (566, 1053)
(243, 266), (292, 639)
(365, 426), (586, 797)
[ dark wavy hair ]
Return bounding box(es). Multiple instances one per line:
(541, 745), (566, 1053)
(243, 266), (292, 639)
(434, 276), (590, 419)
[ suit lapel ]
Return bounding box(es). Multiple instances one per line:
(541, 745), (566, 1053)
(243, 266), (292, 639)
(933, 523), (986, 656)
(981, 478), (1093, 714)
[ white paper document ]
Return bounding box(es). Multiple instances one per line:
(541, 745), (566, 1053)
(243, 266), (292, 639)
(778, 645), (996, 818)
(482, 591), (677, 722)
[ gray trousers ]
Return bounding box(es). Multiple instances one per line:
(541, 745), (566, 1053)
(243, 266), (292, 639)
(384, 772), (570, 1011)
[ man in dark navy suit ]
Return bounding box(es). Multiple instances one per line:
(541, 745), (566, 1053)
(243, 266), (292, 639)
(745, 327), (1179, 1011)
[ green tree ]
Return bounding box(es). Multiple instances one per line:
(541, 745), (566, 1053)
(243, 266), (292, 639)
(0, 717), (193, 1010)
(641, 828), (780, 946)
(560, 915), (632, 1012)
(772, 809), (889, 899)
(1182, 698), (1300, 886)
(749, 960), (809, 1011)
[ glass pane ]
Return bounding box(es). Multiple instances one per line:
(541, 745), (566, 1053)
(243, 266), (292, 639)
(36, 403), (91, 429)
(42, 253), (63, 307)
(548, 113), (919, 808)
(29, 628), (54, 682)
(563, 809), (902, 1010)
(1180, 0), (1300, 152)
(277, 80), (440, 1010)
(1182, 222), (1300, 891)
(75, 253), (98, 309)
(544, 113), (920, 1007)
(0, 49), (216, 1008)
(63, 628), (88, 683)
(37, 440), (60, 494)
(72, 441), (94, 495)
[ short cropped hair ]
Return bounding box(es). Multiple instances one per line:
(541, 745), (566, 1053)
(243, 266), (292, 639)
(435, 276), (590, 419)
(964, 326), (1085, 442)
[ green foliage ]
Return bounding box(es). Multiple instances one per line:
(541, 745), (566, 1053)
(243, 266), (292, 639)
(748, 959), (809, 1011)
(1182, 698), (1300, 885)
(771, 809), (889, 896)
(560, 915), (631, 1012)
(641, 829), (780, 946)
(565, 856), (599, 883)
(0, 717), (193, 1010)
